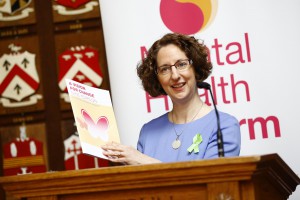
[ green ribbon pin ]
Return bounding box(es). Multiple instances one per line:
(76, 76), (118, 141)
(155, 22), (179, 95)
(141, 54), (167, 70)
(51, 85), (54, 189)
(187, 133), (203, 153)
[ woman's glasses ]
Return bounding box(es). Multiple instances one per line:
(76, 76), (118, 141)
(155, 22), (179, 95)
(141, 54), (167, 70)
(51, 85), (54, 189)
(156, 59), (193, 76)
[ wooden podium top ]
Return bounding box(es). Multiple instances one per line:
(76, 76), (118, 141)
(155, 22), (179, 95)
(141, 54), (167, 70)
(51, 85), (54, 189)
(0, 154), (299, 200)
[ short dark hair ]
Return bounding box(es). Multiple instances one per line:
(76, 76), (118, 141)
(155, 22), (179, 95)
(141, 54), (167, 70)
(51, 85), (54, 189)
(137, 33), (212, 97)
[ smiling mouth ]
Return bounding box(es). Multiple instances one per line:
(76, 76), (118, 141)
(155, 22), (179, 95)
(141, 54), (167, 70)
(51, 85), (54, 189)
(171, 83), (186, 88)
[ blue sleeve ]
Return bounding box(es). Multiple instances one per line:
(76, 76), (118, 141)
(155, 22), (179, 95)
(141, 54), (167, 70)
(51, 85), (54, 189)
(137, 125), (145, 153)
(204, 114), (241, 159)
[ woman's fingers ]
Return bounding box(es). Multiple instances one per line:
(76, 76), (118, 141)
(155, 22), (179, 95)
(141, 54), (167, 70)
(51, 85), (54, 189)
(101, 142), (125, 161)
(102, 142), (123, 152)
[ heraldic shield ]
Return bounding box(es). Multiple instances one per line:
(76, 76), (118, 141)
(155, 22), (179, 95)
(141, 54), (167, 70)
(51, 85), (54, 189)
(64, 134), (109, 170)
(53, 0), (99, 16)
(3, 125), (46, 176)
(0, 0), (32, 15)
(0, 44), (41, 107)
(58, 46), (103, 102)
(55, 0), (91, 9)
(0, 0), (34, 22)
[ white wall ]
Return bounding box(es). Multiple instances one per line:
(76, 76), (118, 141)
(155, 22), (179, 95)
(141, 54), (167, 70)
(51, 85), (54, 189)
(99, 1), (300, 199)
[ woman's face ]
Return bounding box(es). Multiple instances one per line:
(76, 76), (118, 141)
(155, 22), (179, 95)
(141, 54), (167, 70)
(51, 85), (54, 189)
(156, 44), (197, 104)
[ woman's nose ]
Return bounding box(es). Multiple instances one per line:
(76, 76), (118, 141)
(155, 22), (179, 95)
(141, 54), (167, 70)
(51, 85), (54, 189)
(170, 66), (180, 79)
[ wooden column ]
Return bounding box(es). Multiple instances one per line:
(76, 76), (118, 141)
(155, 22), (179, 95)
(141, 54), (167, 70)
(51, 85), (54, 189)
(34, 0), (65, 171)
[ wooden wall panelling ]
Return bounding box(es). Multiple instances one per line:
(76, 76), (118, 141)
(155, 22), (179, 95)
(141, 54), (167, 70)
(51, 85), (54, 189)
(0, 35), (44, 117)
(51, 0), (111, 171)
(0, 4), (42, 200)
(54, 9), (111, 170)
(34, 0), (65, 171)
(0, 0), (109, 181)
(0, 0), (110, 198)
(0, 0), (36, 27)
(54, 27), (110, 113)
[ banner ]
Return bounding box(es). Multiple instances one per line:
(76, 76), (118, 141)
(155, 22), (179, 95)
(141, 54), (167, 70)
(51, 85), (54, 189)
(99, 1), (300, 198)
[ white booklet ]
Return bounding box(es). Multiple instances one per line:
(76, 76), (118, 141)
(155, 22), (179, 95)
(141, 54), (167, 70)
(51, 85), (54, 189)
(66, 79), (120, 159)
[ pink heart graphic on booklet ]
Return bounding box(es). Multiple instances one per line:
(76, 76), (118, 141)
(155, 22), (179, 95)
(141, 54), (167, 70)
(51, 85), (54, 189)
(81, 109), (109, 141)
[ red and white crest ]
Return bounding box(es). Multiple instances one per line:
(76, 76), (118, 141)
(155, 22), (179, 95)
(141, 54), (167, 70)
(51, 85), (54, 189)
(53, 0), (98, 15)
(0, 0), (31, 14)
(0, 0), (33, 21)
(3, 125), (46, 176)
(64, 134), (108, 170)
(58, 46), (103, 101)
(0, 44), (41, 107)
(55, 0), (91, 9)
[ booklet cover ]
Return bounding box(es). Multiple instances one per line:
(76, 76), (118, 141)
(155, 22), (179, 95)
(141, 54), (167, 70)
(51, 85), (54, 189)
(66, 79), (120, 159)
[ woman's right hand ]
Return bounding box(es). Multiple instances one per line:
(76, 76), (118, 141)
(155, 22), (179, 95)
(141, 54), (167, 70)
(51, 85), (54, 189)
(101, 142), (161, 165)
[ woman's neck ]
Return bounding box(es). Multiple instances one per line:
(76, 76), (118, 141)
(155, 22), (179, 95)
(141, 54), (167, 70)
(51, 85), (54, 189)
(171, 96), (203, 124)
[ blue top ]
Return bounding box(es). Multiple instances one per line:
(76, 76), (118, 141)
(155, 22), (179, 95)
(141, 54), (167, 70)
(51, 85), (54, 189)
(137, 110), (241, 162)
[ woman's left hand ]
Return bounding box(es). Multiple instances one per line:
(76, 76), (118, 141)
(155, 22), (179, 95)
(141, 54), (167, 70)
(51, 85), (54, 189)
(101, 142), (161, 165)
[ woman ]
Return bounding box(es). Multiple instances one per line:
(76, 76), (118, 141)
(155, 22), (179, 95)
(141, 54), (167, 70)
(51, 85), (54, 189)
(101, 33), (241, 165)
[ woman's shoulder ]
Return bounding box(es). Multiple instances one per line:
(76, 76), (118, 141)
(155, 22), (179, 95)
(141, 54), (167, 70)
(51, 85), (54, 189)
(139, 112), (169, 139)
(201, 110), (239, 129)
(197, 108), (237, 122)
(144, 112), (169, 127)
(218, 111), (239, 124)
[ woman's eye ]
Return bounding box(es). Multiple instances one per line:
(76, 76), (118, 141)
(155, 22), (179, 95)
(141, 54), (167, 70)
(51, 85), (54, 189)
(160, 67), (169, 72)
(178, 62), (187, 68)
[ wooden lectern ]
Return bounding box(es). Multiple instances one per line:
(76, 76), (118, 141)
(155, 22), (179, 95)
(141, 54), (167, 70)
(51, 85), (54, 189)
(0, 153), (299, 200)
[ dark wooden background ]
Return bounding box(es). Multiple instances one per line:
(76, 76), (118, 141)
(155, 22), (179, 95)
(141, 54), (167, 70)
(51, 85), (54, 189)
(0, 2), (110, 199)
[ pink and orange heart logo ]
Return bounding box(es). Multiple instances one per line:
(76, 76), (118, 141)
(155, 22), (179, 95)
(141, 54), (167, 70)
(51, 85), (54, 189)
(160, 0), (218, 35)
(78, 109), (110, 141)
